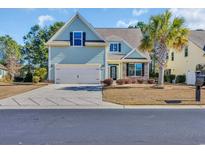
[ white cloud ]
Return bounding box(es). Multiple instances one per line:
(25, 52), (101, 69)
(38, 15), (54, 27)
(116, 19), (138, 28)
(132, 9), (148, 16)
(170, 8), (205, 30)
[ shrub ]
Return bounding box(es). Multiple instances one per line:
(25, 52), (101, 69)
(169, 74), (176, 83)
(124, 78), (132, 84)
(147, 79), (155, 84)
(32, 76), (40, 84)
(116, 79), (125, 85)
(176, 75), (186, 83)
(14, 76), (24, 82)
(150, 72), (158, 78)
(0, 74), (11, 82)
(4, 74), (11, 82)
(137, 79), (144, 84)
(164, 75), (169, 82)
(24, 72), (33, 82)
(164, 74), (176, 83)
(102, 78), (113, 86)
(34, 68), (47, 82)
(130, 78), (137, 84)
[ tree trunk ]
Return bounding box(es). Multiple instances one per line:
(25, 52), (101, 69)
(154, 41), (168, 87)
(158, 65), (165, 86)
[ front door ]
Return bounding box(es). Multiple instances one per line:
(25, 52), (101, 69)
(110, 66), (117, 80)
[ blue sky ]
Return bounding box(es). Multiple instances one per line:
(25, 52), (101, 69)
(0, 8), (204, 45)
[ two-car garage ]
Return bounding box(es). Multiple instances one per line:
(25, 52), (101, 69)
(55, 64), (101, 84)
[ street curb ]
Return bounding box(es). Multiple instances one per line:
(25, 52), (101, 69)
(0, 105), (204, 109)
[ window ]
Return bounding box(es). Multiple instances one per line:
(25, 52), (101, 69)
(135, 64), (143, 76)
(110, 43), (121, 52)
(166, 52), (169, 60)
(73, 32), (82, 46)
(127, 63), (143, 76)
(184, 46), (188, 57)
(171, 52), (174, 61)
(127, 64), (135, 76)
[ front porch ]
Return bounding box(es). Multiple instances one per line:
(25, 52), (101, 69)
(107, 61), (149, 80)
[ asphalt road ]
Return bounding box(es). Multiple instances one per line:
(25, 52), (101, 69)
(0, 109), (205, 145)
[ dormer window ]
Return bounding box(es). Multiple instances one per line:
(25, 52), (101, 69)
(110, 43), (121, 52)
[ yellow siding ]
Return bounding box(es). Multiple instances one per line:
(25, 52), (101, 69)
(166, 41), (205, 75)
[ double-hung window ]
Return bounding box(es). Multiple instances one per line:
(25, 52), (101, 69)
(127, 63), (143, 76)
(171, 52), (174, 61)
(110, 43), (121, 52)
(184, 46), (188, 57)
(73, 31), (83, 46)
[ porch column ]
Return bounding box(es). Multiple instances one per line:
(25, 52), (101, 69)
(122, 63), (127, 78)
(144, 62), (149, 80)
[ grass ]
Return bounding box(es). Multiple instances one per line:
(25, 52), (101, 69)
(102, 84), (205, 105)
(0, 82), (47, 100)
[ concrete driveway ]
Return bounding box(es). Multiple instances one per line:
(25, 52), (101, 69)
(0, 84), (118, 108)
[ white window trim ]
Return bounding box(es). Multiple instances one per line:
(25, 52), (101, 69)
(73, 31), (83, 47)
(127, 63), (143, 77)
(109, 42), (120, 53)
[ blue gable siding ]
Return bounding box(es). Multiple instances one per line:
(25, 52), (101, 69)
(108, 41), (132, 55)
(54, 17), (101, 41)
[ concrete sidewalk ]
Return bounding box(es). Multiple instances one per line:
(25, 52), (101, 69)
(0, 104), (204, 109)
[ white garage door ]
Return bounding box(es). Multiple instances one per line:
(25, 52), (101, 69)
(55, 64), (101, 84)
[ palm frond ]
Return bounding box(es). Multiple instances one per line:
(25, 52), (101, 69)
(139, 35), (154, 52)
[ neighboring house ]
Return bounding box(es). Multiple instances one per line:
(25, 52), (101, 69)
(166, 30), (205, 84)
(0, 64), (8, 79)
(46, 12), (150, 84)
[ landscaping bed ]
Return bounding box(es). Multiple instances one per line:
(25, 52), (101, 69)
(0, 82), (48, 99)
(102, 84), (205, 105)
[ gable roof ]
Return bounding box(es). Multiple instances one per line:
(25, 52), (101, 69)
(0, 64), (7, 71)
(95, 28), (143, 49)
(47, 12), (105, 43)
(189, 30), (205, 51)
(122, 49), (147, 60)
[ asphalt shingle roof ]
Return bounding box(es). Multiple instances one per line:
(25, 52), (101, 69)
(95, 28), (143, 49)
(190, 30), (205, 51)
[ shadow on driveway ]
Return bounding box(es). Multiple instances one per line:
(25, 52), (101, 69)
(58, 85), (102, 91)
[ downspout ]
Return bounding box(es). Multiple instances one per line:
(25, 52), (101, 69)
(104, 42), (108, 79)
(48, 46), (51, 81)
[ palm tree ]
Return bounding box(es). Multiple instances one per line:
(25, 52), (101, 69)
(139, 10), (189, 86)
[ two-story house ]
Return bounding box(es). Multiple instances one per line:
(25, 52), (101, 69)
(166, 30), (205, 84)
(46, 12), (150, 84)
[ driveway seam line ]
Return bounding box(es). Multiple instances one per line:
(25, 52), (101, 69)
(28, 97), (40, 106)
(77, 97), (98, 105)
(81, 98), (100, 105)
(45, 98), (59, 106)
(61, 97), (78, 106)
(11, 98), (21, 106)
